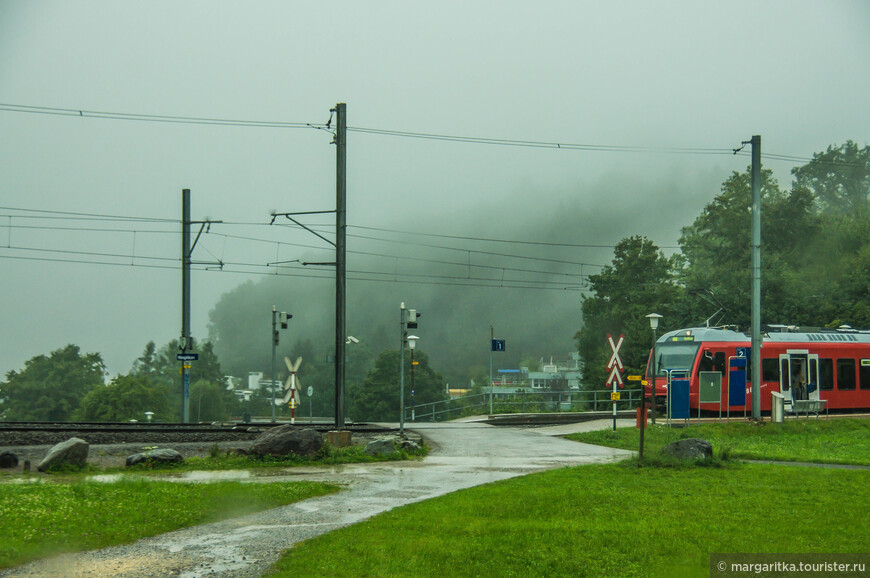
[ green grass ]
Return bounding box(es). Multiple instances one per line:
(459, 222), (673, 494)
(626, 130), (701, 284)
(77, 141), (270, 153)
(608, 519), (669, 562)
(0, 479), (338, 569)
(567, 418), (870, 465)
(268, 462), (870, 577)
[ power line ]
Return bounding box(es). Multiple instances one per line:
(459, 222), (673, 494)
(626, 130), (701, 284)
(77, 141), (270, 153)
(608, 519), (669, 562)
(347, 126), (734, 156)
(3, 102), (865, 168)
(0, 103), (326, 131)
(0, 251), (586, 292)
(0, 206), (177, 223)
(349, 224), (621, 249)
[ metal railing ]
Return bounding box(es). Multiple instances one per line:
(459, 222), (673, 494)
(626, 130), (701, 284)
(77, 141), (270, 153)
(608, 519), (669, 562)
(404, 388), (642, 422)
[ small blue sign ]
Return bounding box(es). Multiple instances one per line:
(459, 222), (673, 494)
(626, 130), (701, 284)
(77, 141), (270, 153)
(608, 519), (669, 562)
(669, 379), (691, 419)
(177, 353), (199, 361)
(729, 369), (747, 406)
(491, 339), (506, 352)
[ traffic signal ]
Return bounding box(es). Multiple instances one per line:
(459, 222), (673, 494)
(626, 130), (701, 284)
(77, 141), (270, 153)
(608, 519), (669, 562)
(407, 309), (421, 329)
(280, 312), (291, 329)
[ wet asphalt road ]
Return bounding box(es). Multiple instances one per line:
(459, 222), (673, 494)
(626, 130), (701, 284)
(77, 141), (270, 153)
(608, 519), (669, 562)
(1, 420), (634, 578)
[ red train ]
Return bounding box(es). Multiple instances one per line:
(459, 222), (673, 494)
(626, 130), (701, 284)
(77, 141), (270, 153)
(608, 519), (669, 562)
(644, 325), (870, 413)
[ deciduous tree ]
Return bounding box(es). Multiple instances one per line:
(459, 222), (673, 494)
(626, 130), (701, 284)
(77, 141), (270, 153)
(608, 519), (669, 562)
(0, 345), (105, 421)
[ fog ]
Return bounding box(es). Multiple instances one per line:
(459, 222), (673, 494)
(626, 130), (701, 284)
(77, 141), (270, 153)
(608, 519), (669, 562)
(1, 1), (868, 378)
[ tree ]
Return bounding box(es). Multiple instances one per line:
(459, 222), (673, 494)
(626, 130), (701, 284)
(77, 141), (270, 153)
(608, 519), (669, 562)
(792, 141), (870, 216)
(130, 338), (224, 421)
(189, 379), (236, 422)
(575, 236), (680, 389)
(75, 374), (171, 422)
(677, 167), (819, 327)
(0, 345), (106, 421)
(348, 349), (447, 422)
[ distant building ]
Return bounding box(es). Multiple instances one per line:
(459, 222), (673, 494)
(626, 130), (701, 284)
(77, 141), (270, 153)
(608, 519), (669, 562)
(487, 352), (583, 396)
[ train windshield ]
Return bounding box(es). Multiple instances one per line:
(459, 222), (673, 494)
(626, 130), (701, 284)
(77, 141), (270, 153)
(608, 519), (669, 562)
(655, 342), (700, 376)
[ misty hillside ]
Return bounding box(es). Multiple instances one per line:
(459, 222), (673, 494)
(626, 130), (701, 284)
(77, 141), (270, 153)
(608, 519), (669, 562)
(207, 173), (718, 385)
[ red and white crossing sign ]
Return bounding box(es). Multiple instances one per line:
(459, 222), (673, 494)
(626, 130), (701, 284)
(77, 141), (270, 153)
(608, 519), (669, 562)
(606, 334), (625, 389)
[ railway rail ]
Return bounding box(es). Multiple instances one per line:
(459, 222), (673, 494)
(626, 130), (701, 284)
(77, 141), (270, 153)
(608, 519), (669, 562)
(0, 420), (391, 447)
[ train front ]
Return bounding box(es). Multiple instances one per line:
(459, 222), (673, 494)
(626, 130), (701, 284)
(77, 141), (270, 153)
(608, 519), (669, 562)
(644, 329), (703, 410)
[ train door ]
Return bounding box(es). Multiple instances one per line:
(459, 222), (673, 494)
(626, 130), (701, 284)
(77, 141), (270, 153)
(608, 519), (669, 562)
(778, 352), (819, 406)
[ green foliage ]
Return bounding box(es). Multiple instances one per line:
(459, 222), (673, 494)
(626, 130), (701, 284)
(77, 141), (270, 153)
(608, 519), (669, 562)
(129, 339), (225, 422)
(578, 144), (870, 378)
(267, 463), (869, 577)
(0, 345), (106, 421)
(0, 480), (338, 569)
(576, 236), (680, 388)
(792, 140), (870, 216)
(189, 379), (235, 422)
(348, 349), (448, 422)
(74, 374), (171, 422)
(678, 168), (821, 327)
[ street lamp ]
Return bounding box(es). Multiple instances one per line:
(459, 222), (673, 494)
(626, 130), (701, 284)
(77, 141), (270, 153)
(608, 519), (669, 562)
(645, 313), (663, 429)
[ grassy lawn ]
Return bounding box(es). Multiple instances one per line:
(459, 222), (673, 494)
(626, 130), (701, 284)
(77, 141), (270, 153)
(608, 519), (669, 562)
(0, 479), (338, 569)
(567, 417), (870, 465)
(268, 462), (869, 577)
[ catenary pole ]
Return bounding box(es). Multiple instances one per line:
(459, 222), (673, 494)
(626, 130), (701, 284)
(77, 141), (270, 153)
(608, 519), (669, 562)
(489, 325), (494, 414)
(271, 305), (277, 423)
(334, 103), (347, 429)
(750, 135), (762, 419)
(181, 188), (191, 424)
(400, 303), (406, 435)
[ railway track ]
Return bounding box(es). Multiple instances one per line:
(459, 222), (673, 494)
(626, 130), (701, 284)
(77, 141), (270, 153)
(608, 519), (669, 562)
(0, 420), (391, 447)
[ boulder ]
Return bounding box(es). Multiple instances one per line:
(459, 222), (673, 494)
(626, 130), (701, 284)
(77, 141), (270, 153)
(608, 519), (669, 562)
(250, 426), (322, 458)
(364, 437), (399, 457)
(662, 438), (713, 460)
(38, 437), (89, 472)
(0, 451), (19, 468)
(399, 439), (421, 452)
(125, 448), (185, 467)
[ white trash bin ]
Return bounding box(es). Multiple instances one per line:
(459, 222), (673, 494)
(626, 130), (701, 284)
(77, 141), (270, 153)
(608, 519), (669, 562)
(771, 391), (784, 423)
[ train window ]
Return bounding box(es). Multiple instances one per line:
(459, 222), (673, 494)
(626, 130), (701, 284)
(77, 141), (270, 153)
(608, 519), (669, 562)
(698, 351), (726, 375)
(714, 352), (726, 373)
(860, 360), (870, 390)
(763, 359), (779, 382)
(819, 358), (834, 391)
(837, 359), (856, 390)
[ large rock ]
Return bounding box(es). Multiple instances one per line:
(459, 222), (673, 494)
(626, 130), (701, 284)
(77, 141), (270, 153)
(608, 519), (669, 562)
(0, 451), (19, 468)
(400, 439), (421, 452)
(662, 438), (713, 460)
(364, 437), (399, 457)
(250, 426), (322, 458)
(125, 448), (185, 467)
(38, 437), (89, 472)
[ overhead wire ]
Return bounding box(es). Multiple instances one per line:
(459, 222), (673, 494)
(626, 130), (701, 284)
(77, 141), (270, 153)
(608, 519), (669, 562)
(3, 102), (856, 166)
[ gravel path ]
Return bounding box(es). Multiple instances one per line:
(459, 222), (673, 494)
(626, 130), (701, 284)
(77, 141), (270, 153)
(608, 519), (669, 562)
(0, 422), (632, 577)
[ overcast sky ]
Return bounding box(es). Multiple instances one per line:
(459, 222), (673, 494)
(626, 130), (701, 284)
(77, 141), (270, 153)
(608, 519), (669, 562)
(1, 1), (868, 378)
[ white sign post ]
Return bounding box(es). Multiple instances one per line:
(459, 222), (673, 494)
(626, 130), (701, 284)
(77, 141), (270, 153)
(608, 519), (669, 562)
(606, 334), (625, 431)
(283, 356), (303, 424)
